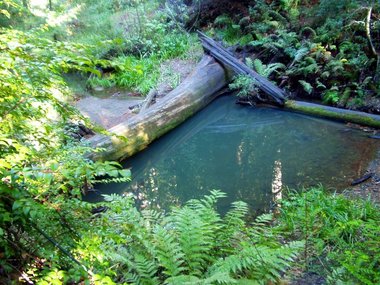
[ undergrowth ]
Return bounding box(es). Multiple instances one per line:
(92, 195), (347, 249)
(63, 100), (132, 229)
(6, 0), (201, 96)
(74, 190), (303, 285)
(31, 187), (380, 284)
(278, 187), (380, 284)
(213, 0), (380, 110)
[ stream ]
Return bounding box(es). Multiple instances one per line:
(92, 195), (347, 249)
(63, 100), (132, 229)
(86, 95), (380, 215)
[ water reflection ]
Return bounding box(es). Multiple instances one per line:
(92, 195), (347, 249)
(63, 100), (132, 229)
(272, 159), (283, 213)
(87, 96), (380, 215)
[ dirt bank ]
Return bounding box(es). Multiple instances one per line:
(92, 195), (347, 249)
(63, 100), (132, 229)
(75, 58), (198, 130)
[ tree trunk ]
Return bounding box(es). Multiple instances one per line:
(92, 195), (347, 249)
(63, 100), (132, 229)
(88, 55), (231, 161)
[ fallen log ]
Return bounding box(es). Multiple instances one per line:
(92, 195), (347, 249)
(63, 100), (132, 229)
(88, 55), (230, 161)
(198, 31), (287, 106)
(284, 101), (380, 128)
(351, 172), (374, 186)
(87, 54), (380, 162)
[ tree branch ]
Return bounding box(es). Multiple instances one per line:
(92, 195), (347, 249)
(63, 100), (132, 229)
(366, 6), (378, 57)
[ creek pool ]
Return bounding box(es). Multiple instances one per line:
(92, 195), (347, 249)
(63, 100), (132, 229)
(86, 95), (380, 215)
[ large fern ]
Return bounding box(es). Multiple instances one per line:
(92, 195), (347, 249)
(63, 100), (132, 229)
(207, 241), (303, 284)
(98, 191), (303, 284)
(152, 225), (185, 277)
(246, 58), (286, 78)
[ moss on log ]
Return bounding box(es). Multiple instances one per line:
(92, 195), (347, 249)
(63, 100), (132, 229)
(88, 55), (230, 161)
(285, 101), (380, 128)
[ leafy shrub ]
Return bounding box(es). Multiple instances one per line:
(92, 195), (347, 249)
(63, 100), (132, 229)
(279, 187), (380, 284)
(81, 191), (303, 284)
(229, 75), (259, 98)
(0, 26), (130, 280)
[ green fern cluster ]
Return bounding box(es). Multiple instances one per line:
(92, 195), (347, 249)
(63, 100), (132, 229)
(94, 191), (303, 284)
(224, 0), (380, 107)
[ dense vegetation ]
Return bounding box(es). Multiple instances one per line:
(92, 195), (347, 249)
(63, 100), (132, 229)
(0, 0), (379, 284)
(219, 0), (380, 110)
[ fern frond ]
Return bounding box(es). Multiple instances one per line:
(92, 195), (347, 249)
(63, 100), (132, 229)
(203, 270), (237, 284)
(254, 213), (273, 225)
(245, 57), (254, 69)
(153, 225), (185, 277)
(110, 246), (159, 285)
(165, 274), (201, 285)
(171, 193), (225, 276)
(253, 59), (265, 75)
(298, 80), (313, 94)
(202, 190), (227, 208)
(209, 240), (303, 284)
(249, 213), (276, 243)
(142, 209), (163, 230)
(172, 207), (213, 276)
(263, 62), (286, 77)
(214, 14), (233, 26)
(220, 201), (249, 249)
(127, 253), (160, 285)
(289, 47), (309, 67)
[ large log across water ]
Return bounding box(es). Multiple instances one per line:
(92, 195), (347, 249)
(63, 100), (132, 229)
(88, 55), (230, 161)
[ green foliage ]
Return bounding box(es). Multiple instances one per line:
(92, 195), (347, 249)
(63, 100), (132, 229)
(0, 25), (131, 281)
(230, 58), (285, 100)
(83, 191), (303, 284)
(298, 80), (313, 95)
(78, 0), (198, 94)
(323, 87), (340, 104)
(229, 75), (259, 98)
(246, 58), (286, 78)
(112, 55), (160, 94)
(214, 15), (244, 45)
(279, 187), (380, 284)
(216, 0), (380, 107)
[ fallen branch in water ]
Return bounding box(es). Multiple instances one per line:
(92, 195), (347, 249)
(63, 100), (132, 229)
(351, 172), (374, 186)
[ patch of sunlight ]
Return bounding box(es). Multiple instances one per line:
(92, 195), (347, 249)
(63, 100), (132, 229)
(29, 0), (48, 12)
(29, 0), (83, 29)
(46, 5), (83, 28)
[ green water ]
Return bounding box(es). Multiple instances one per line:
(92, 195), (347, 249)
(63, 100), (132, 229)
(87, 95), (380, 214)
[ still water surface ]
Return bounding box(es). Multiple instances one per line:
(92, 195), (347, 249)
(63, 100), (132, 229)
(87, 95), (379, 215)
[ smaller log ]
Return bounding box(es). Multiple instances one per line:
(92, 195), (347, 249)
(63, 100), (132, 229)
(284, 101), (380, 128)
(140, 89), (157, 113)
(351, 173), (374, 186)
(198, 31), (287, 106)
